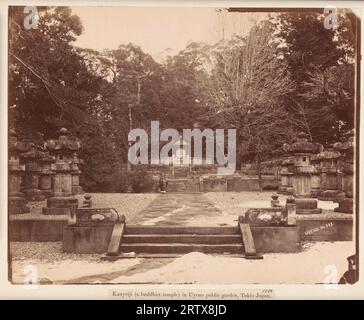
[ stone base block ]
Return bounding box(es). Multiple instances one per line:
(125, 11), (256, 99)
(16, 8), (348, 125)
(23, 189), (45, 201)
(46, 196), (78, 208)
(42, 207), (71, 215)
(63, 226), (113, 253)
(9, 197), (30, 215)
(9, 218), (68, 241)
(310, 189), (322, 198)
(295, 198), (322, 215)
(278, 187), (294, 195)
(318, 190), (343, 201)
(41, 190), (54, 198)
(278, 187), (287, 194)
(297, 218), (353, 241)
(295, 198), (318, 209)
(334, 198), (353, 214)
(296, 208), (322, 215)
(251, 226), (300, 253)
(72, 186), (84, 194)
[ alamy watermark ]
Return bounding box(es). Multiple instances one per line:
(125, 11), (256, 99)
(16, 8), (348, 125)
(128, 121), (236, 175)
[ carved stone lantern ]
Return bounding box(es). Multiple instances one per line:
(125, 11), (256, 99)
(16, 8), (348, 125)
(282, 132), (323, 214)
(333, 129), (354, 213)
(42, 128), (80, 215)
(20, 143), (46, 201)
(316, 149), (341, 201)
(278, 157), (294, 195)
(38, 151), (55, 198)
(8, 130), (30, 214)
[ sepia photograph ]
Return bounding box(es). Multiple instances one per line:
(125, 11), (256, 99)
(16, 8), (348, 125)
(4, 2), (360, 292)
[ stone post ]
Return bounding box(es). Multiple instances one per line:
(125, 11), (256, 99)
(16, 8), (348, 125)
(282, 132), (323, 214)
(42, 128), (80, 215)
(8, 130), (30, 214)
(21, 143), (45, 201)
(82, 194), (92, 208)
(271, 194), (280, 207)
(285, 196), (296, 225)
(333, 129), (354, 214)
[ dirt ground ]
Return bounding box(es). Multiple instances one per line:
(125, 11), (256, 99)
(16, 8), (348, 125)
(10, 191), (354, 285)
(10, 241), (354, 284)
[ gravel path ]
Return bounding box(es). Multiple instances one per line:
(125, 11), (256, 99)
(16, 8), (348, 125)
(204, 192), (352, 220)
(76, 193), (158, 223)
(17, 193), (158, 222)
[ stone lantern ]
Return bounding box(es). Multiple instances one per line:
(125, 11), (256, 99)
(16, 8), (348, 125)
(316, 149), (341, 201)
(278, 157), (294, 195)
(38, 151), (55, 198)
(8, 130), (30, 214)
(309, 153), (321, 197)
(42, 128), (80, 215)
(333, 129), (354, 213)
(283, 132), (323, 214)
(21, 143), (46, 201)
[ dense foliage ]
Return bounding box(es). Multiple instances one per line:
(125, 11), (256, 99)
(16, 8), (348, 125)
(9, 7), (357, 191)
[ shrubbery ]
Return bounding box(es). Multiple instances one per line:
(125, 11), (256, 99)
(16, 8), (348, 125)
(82, 168), (156, 193)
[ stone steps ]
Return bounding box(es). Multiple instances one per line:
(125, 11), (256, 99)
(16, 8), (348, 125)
(125, 226), (239, 235)
(119, 243), (244, 254)
(123, 234), (241, 244)
(117, 225), (245, 255)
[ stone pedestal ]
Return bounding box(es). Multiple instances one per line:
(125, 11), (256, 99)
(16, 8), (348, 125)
(82, 194), (92, 208)
(295, 198), (322, 215)
(271, 194), (280, 207)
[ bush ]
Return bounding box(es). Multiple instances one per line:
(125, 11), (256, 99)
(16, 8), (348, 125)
(118, 169), (155, 193)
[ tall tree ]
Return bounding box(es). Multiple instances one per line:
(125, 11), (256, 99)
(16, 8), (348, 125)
(274, 10), (356, 144)
(198, 20), (295, 186)
(9, 6), (102, 139)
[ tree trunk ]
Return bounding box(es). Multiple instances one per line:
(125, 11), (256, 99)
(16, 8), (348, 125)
(127, 103), (133, 172)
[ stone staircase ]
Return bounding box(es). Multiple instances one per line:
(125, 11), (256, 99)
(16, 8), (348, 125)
(102, 225), (264, 260)
(119, 226), (243, 255)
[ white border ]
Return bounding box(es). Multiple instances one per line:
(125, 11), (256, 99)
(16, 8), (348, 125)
(0, 0), (363, 300)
